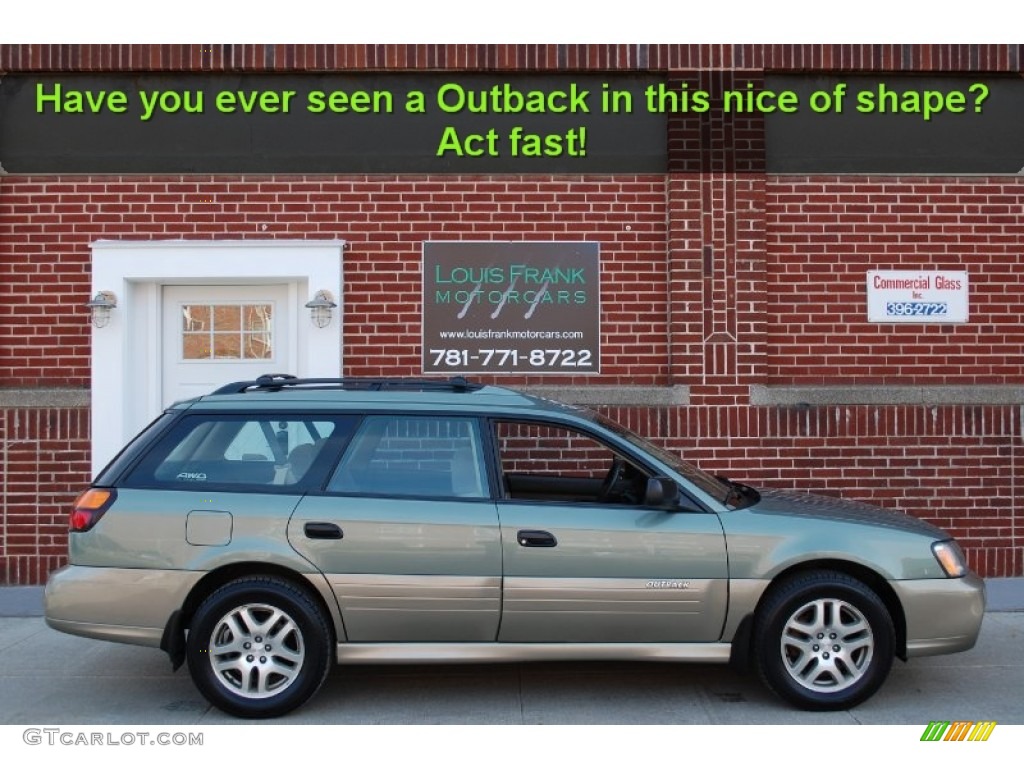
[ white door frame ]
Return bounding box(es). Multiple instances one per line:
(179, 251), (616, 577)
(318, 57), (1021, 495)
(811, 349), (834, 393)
(89, 240), (345, 474)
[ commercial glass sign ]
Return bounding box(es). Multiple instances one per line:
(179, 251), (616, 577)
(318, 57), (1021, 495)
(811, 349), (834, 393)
(866, 270), (969, 323)
(423, 241), (600, 374)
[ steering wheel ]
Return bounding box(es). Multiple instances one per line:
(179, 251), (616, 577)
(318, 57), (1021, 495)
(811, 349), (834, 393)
(598, 457), (625, 501)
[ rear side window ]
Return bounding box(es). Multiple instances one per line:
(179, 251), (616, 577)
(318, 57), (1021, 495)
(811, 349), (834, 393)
(327, 415), (488, 499)
(124, 414), (356, 491)
(95, 411), (178, 485)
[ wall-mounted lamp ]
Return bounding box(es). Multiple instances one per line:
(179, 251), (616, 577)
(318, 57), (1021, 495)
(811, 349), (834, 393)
(84, 291), (118, 328)
(304, 289), (337, 328)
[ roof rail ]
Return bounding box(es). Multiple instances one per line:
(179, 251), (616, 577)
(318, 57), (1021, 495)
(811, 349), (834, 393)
(210, 374), (483, 395)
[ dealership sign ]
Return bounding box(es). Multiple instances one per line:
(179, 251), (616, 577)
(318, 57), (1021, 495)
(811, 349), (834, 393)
(423, 242), (600, 374)
(866, 270), (969, 323)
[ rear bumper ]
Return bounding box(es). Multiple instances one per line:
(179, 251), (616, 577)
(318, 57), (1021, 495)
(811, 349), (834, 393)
(894, 571), (986, 657)
(45, 565), (202, 648)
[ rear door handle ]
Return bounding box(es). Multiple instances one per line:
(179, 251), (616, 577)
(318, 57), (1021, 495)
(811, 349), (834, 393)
(304, 522), (343, 540)
(517, 529), (557, 547)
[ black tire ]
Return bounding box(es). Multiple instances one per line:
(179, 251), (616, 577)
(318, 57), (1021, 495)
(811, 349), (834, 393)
(754, 570), (895, 711)
(186, 576), (333, 718)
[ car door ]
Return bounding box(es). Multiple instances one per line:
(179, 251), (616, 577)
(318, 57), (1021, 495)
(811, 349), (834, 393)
(491, 418), (729, 643)
(288, 414), (502, 642)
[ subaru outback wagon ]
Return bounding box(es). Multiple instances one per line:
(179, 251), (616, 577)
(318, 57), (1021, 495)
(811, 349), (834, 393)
(46, 375), (985, 718)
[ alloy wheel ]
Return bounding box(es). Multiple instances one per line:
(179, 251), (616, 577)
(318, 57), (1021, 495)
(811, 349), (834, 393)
(207, 602), (306, 699)
(780, 597), (874, 694)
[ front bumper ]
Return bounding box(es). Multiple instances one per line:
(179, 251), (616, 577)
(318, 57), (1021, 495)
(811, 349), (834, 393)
(45, 565), (202, 648)
(893, 571), (986, 657)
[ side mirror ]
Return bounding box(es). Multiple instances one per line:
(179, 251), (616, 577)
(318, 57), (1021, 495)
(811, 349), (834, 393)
(644, 476), (679, 508)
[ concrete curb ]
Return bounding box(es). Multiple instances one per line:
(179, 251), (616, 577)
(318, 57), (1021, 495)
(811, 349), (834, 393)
(0, 586), (45, 617)
(984, 578), (1024, 612)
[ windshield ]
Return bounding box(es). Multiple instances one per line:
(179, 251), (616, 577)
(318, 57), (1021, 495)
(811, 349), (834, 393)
(588, 411), (732, 505)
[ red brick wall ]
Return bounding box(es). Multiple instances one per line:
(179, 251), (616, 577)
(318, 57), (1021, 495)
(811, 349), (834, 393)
(338, 176), (669, 381)
(0, 175), (669, 387)
(1, 42), (1022, 582)
(1, 171), (1022, 581)
(0, 173), (673, 584)
(0, 408), (90, 583)
(2, 43), (1019, 73)
(766, 177), (1024, 384)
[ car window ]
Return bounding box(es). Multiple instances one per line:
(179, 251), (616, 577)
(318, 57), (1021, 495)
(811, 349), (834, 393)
(327, 415), (487, 499)
(221, 420), (335, 461)
(94, 411), (178, 486)
(125, 414), (354, 490)
(495, 420), (651, 505)
(587, 411), (731, 504)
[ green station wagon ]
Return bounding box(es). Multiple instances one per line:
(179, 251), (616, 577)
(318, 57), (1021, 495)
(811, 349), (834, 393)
(45, 376), (985, 718)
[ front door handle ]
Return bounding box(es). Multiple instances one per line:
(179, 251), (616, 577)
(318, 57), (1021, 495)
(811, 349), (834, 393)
(517, 529), (557, 548)
(304, 522), (343, 540)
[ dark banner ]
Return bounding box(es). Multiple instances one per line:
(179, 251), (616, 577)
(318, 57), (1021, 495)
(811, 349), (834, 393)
(766, 75), (1024, 173)
(0, 73), (666, 173)
(4, 72), (1022, 174)
(422, 242), (600, 374)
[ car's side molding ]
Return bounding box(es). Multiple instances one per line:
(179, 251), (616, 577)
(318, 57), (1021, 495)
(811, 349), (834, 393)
(335, 642), (733, 665)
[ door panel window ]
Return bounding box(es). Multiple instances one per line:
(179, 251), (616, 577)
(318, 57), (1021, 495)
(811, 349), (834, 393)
(328, 416), (487, 499)
(495, 421), (651, 505)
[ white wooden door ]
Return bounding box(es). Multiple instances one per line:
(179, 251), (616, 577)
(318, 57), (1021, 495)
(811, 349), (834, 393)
(161, 284), (293, 407)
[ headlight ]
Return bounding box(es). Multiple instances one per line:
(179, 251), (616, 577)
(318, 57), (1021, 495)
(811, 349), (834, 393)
(932, 540), (967, 577)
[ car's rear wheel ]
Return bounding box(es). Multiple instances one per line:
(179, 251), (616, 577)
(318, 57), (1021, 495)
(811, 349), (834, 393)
(754, 570), (895, 711)
(186, 576), (332, 718)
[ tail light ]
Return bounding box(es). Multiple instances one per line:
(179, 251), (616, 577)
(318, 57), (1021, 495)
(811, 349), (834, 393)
(69, 489), (115, 532)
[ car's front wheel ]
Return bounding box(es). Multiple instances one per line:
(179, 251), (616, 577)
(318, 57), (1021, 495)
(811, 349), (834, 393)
(754, 570), (895, 711)
(186, 576), (333, 718)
